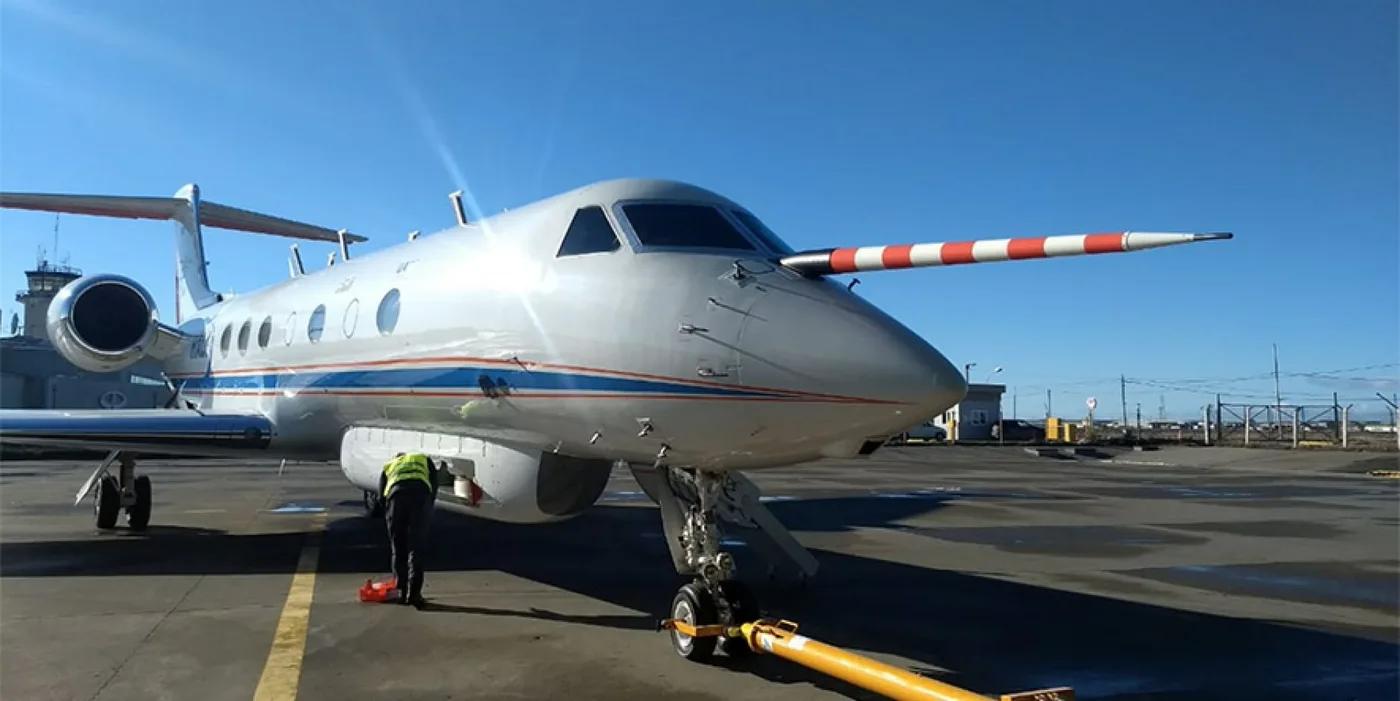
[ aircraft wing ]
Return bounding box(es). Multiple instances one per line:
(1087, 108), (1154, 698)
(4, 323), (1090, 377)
(0, 409), (274, 456)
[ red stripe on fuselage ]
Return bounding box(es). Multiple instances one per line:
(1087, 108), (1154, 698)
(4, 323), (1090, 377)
(181, 389), (902, 405)
(166, 355), (893, 403)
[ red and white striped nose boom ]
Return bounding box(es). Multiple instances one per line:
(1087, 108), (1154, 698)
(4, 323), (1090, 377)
(778, 231), (1233, 276)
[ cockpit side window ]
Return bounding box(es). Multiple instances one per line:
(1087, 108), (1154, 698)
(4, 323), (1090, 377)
(730, 209), (795, 256)
(619, 203), (757, 251)
(556, 206), (622, 257)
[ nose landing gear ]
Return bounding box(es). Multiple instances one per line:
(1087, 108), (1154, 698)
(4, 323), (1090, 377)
(640, 466), (773, 661)
(668, 578), (760, 662)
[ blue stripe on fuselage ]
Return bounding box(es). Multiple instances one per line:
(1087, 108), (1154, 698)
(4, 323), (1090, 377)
(178, 365), (779, 398)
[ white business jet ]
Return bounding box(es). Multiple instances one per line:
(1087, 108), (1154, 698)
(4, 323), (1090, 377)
(0, 178), (1229, 660)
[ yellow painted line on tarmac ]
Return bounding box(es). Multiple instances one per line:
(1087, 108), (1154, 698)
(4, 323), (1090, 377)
(254, 512), (328, 701)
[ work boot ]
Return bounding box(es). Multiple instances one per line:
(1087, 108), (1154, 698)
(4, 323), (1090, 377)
(407, 590), (426, 609)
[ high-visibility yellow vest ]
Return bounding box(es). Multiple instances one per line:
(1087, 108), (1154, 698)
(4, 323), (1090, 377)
(383, 453), (432, 496)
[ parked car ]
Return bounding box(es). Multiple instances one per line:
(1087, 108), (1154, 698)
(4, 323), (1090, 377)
(991, 419), (1045, 442)
(892, 420), (947, 443)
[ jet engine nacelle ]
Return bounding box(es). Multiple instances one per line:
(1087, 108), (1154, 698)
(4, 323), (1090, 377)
(46, 274), (185, 374)
(339, 427), (615, 524)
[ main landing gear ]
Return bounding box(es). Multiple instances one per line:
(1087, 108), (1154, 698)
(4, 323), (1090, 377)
(630, 465), (819, 662)
(86, 452), (152, 531)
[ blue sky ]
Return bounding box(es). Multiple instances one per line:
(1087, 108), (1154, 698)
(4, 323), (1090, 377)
(1, 0), (1396, 420)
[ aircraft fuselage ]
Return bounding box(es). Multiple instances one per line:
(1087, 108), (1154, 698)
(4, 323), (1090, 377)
(163, 179), (965, 470)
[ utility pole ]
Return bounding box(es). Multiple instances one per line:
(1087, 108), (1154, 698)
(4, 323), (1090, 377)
(1333, 392), (1341, 441)
(1046, 389), (1052, 419)
(1378, 393), (1399, 452)
(1272, 343), (1282, 428)
(1120, 375), (1129, 435)
(1012, 388), (1017, 420)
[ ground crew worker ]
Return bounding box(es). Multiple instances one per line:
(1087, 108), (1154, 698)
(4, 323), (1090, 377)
(379, 452), (438, 607)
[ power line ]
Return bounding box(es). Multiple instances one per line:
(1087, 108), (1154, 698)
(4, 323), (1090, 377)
(1134, 363), (1398, 386)
(1014, 363), (1396, 392)
(1122, 378), (1389, 404)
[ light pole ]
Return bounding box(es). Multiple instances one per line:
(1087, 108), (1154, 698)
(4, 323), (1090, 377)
(956, 363), (976, 442)
(986, 367), (1004, 443)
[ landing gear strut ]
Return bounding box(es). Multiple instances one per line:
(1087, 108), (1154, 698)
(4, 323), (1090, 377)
(633, 466), (806, 662)
(92, 453), (152, 531)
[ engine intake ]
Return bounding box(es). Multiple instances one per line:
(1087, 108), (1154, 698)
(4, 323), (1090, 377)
(47, 274), (184, 373)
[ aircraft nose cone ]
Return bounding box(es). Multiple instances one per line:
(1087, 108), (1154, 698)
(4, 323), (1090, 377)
(739, 280), (966, 416)
(858, 314), (967, 413)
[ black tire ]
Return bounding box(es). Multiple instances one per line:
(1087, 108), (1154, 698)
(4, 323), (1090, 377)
(126, 475), (152, 531)
(669, 582), (718, 662)
(716, 579), (761, 659)
(95, 475), (119, 530)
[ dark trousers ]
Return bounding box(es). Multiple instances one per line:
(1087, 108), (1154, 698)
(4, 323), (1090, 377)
(385, 484), (432, 598)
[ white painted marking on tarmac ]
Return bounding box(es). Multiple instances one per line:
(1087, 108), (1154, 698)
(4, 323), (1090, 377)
(598, 491), (648, 502)
(264, 503), (327, 514)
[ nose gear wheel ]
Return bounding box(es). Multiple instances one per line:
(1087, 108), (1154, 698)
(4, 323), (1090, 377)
(667, 579), (761, 662)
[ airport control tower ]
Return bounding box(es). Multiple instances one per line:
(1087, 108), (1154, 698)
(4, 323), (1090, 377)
(15, 255), (81, 341)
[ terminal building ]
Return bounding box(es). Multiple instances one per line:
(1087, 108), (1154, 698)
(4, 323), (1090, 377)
(0, 258), (165, 410)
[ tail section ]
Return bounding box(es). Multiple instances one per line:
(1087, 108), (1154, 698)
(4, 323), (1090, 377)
(171, 185), (219, 324)
(0, 184), (368, 324)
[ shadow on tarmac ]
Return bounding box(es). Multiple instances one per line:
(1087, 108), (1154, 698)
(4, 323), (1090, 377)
(2, 494), (1396, 700)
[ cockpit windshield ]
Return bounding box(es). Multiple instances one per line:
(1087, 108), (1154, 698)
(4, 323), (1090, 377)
(556, 206), (622, 257)
(620, 203), (757, 252)
(729, 209), (795, 256)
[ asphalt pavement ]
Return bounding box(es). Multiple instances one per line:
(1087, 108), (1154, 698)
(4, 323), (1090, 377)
(1, 445), (1395, 700)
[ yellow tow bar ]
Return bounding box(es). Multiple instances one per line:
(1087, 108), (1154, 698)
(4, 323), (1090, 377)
(659, 617), (1074, 701)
